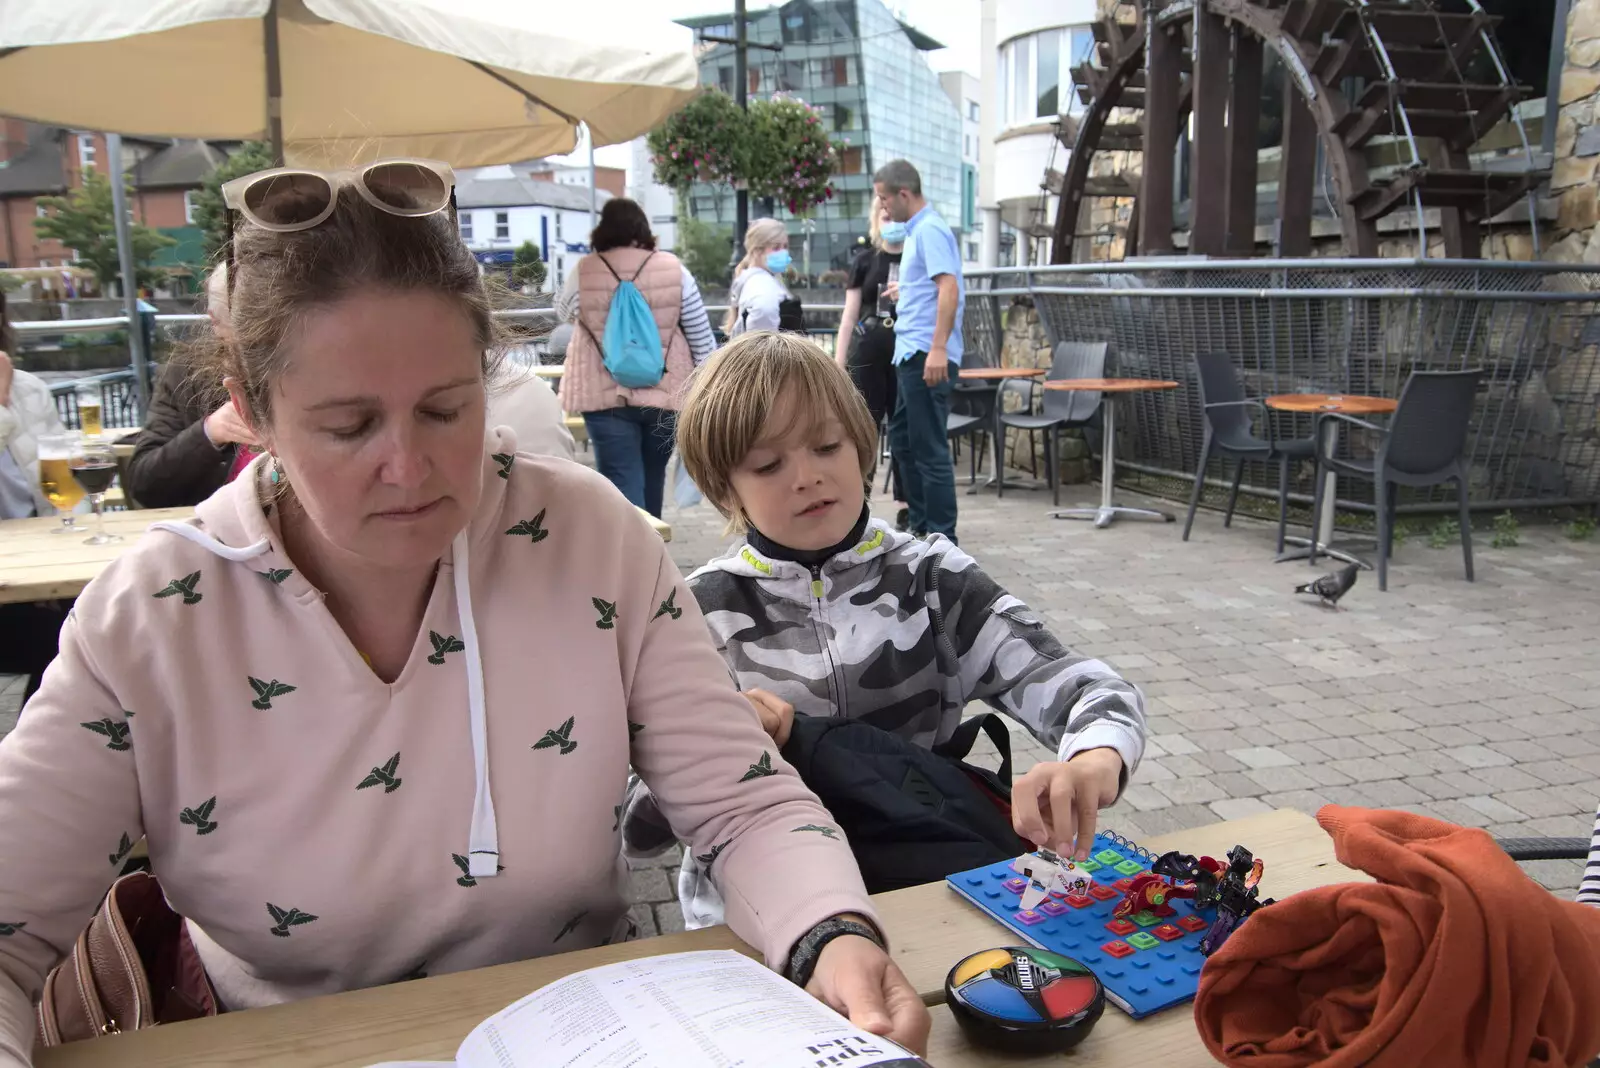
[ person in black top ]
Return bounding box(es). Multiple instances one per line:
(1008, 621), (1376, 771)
(833, 198), (906, 515)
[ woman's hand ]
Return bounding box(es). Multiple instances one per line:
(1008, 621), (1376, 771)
(743, 688), (794, 747)
(806, 930), (931, 1057)
(203, 401), (257, 449)
(1010, 747), (1124, 860)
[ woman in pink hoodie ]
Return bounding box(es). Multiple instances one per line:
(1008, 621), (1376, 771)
(0, 161), (927, 1065)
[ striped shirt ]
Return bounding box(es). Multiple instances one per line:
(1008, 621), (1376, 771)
(1580, 802), (1600, 906)
(556, 262), (716, 364)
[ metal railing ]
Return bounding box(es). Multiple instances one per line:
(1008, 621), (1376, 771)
(960, 260), (1600, 513)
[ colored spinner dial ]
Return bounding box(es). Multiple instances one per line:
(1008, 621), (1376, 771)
(945, 947), (1105, 1054)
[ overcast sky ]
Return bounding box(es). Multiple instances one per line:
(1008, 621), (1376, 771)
(549, 0), (981, 169)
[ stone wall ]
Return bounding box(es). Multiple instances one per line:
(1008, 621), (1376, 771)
(1548, 0), (1600, 264)
(996, 301), (1091, 484)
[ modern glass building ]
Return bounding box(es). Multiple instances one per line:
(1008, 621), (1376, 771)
(677, 0), (962, 278)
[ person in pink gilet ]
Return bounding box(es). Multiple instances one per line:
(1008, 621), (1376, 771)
(556, 199), (715, 517)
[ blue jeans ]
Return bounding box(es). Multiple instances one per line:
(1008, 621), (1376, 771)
(583, 407), (676, 517)
(889, 352), (958, 540)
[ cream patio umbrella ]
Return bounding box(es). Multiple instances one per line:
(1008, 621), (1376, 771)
(0, 0), (700, 166)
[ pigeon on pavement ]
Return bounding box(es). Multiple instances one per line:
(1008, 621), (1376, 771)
(1295, 562), (1359, 609)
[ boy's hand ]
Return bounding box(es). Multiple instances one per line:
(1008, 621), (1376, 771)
(744, 688), (795, 747)
(1011, 748), (1124, 860)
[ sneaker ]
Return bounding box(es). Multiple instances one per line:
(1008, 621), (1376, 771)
(895, 508), (910, 532)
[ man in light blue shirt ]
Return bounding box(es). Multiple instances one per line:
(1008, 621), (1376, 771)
(874, 159), (965, 541)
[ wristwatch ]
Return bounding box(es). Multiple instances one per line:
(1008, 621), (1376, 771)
(785, 916), (884, 988)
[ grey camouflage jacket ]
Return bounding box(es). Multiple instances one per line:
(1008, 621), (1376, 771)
(624, 520), (1147, 926)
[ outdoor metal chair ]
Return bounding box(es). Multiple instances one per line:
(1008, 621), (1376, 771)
(1309, 369), (1482, 592)
(1183, 352), (1316, 551)
(947, 388), (990, 487)
(998, 341), (1107, 506)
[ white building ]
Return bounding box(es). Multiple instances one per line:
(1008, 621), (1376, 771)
(980, 0), (1099, 265)
(939, 70), (984, 267)
(628, 136), (678, 252)
(454, 169), (611, 292)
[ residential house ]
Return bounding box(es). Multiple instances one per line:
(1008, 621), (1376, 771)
(0, 121), (226, 294)
(454, 170), (612, 292)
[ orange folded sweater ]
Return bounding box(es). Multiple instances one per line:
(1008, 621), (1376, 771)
(1193, 805), (1600, 1068)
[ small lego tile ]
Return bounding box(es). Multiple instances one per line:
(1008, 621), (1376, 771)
(1152, 924), (1185, 942)
(1101, 940), (1135, 959)
(1127, 932), (1160, 950)
(1002, 877), (1028, 894)
(1077, 858), (1102, 873)
(1130, 911), (1162, 928)
(1094, 849), (1124, 866)
(1113, 877), (1136, 892)
(1114, 858), (1146, 876)
(1065, 893), (1095, 909)
(1104, 918), (1138, 936)
(1015, 909), (1047, 926)
(1176, 914), (1209, 932)
(1039, 900), (1069, 917)
(1088, 884), (1119, 901)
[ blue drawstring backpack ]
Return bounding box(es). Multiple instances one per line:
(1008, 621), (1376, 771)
(584, 252), (664, 389)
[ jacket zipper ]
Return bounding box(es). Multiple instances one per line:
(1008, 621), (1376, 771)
(808, 565), (848, 719)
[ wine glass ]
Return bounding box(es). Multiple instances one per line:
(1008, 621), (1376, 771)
(69, 439), (121, 546)
(37, 434), (88, 533)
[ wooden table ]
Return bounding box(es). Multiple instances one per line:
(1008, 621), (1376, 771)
(1264, 393), (1397, 568)
(1042, 379), (1180, 528)
(952, 367), (1047, 494)
(0, 508), (670, 604)
(38, 809), (1360, 1068)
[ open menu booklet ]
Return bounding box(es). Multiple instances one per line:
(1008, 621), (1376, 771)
(368, 950), (929, 1068)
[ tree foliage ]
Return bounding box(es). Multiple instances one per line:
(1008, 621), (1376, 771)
(33, 169), (176, 294)
(676, 208), (732, 290)
(189, 140), (276, 260)
(512, 240), (547, 290)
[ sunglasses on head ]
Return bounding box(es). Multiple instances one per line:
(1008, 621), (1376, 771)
(221, 158), (456, 232)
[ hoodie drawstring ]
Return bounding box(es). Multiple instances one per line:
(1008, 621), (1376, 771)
(147, 521), (270, 562)
(452, 531), (501, 878)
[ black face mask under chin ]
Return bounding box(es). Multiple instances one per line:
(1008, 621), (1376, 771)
(746, 501), (872, 568)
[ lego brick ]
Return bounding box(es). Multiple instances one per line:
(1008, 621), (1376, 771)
(1039, 900), (1069, 917)
(1130, 911), (1162, 928)
(1094, 849), (1124, 865)
(1065, 893), (1095, 909)
(1077, 858), (1102, 873)
(1101, 940), (1135, 959)
(1015, 909), (1047, 926)
(1127, 932), (1160, 950)
(1088, 884), (1120, 901)
(1114, 858), (1146, 876)
(1176, 914), (1209, 932)
(1114, 878), (1137, 892)
(1104, 918), (1138, 936)
(1152, 924), (1185, 942)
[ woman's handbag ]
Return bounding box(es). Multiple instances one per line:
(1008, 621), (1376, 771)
(35, 871), (219, 1045)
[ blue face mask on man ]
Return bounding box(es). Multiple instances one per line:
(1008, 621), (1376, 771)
(879, 221), (908, 246)
(765, 249), (792, 273)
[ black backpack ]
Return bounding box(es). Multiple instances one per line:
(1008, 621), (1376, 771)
(779, 711), (1029, 894)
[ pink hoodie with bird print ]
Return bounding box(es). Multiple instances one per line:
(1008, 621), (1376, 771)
(0, 427), (874, 1066)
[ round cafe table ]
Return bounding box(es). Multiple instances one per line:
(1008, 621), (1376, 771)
(1042, 378), (1179, 528)
(1265, 393), (1398, 567)
(954, 366), (1047, 493)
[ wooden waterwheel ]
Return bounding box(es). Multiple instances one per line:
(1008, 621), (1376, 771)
(1050, 0), (1547, 263)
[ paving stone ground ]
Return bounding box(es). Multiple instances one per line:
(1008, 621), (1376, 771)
(6, 466), (1597, 937)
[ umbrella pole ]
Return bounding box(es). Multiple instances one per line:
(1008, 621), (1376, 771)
(106, 134), (149, 420)
(264, 0), (285, 165)
(587, 124), (597, 239)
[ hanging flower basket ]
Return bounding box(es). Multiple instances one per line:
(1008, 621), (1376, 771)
(745, 95), (841, 218)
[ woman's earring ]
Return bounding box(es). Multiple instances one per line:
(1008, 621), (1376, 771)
(269, 455), (284, 485)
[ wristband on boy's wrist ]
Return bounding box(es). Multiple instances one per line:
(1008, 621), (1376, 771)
(785, 916), (884, 988)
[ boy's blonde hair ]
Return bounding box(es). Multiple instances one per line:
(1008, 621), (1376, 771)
(679, 331), (879, 534)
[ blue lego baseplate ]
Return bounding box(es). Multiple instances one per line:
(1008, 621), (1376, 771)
(945, 831), (1215, 1020)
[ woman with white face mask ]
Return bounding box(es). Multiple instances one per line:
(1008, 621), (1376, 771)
(726, 217), (801, 338)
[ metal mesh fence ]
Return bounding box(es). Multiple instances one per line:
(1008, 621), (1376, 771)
(963, 260), (1600, 513)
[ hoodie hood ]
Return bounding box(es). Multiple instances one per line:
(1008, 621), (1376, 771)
(730, 265), (787, 305)
(148, 430), (521, 881)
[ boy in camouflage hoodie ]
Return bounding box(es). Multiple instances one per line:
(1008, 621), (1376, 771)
(626, 332), (1147, 927)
